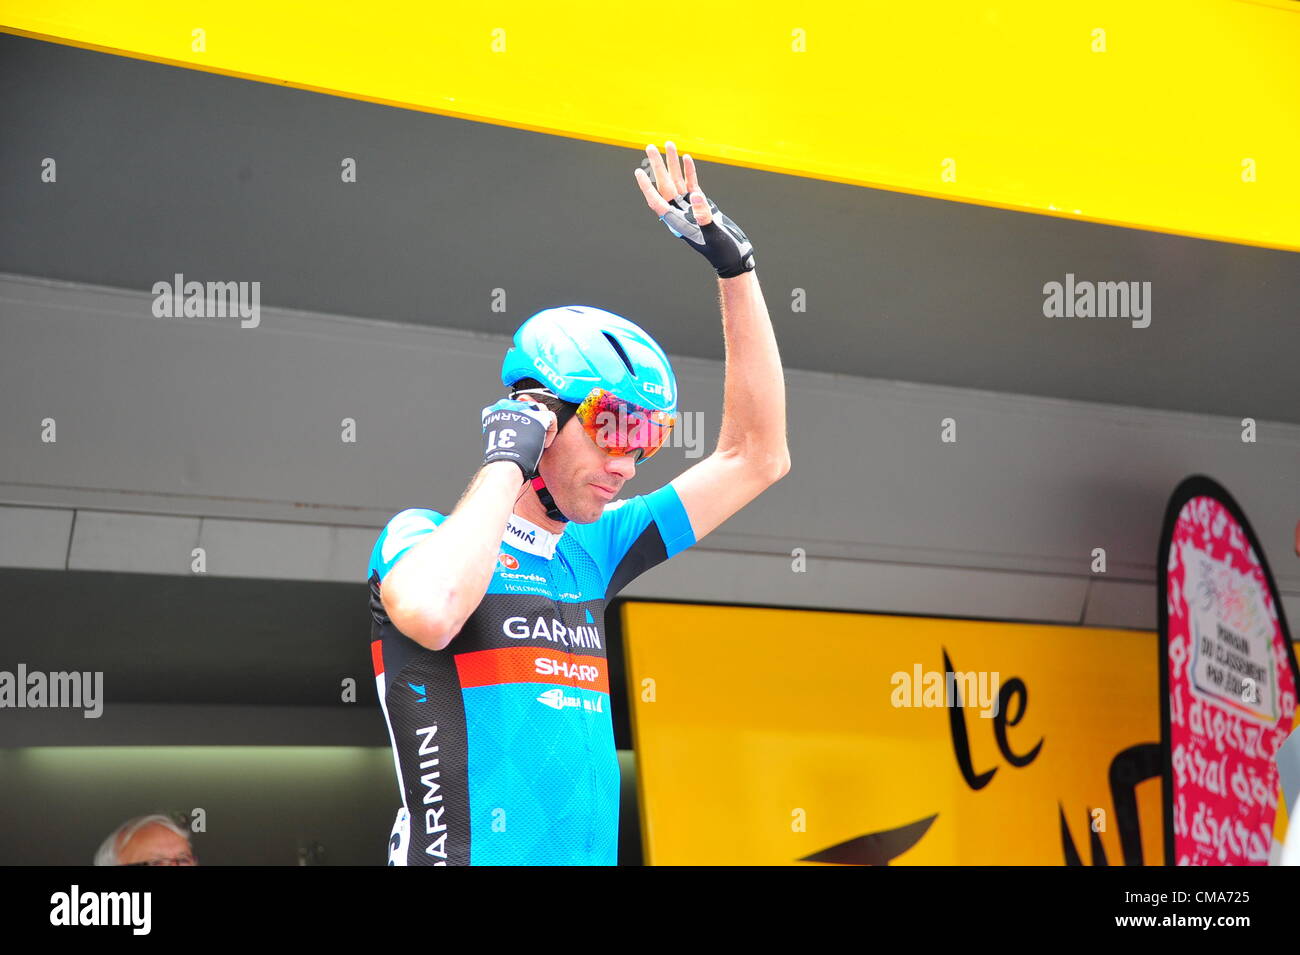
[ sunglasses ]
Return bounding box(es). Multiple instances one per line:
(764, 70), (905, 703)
(573, 388), (676, 462)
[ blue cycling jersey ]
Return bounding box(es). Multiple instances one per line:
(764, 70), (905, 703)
(367, 483), (695, 865)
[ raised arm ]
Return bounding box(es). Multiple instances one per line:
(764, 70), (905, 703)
(381, 400), (555, 650)
(634, 142), (790, 542)
(380, 461), (523, 651)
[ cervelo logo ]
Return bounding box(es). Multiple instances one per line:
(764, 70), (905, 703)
(502, 616), (602, 650)
(532, 356), (566, 389)
(498, 553), (519, 570)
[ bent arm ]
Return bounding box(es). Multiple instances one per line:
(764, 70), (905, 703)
(381, 462), (522, 651)
(671, 269), (791, 541)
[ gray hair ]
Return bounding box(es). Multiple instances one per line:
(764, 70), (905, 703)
(93, 813), (191, 866)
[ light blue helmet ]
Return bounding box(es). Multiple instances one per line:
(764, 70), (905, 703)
(501, 306), (677, 413)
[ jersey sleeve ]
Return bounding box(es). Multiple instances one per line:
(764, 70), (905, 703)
(570, 482), (697, 600)
(368, 508), (447, 583)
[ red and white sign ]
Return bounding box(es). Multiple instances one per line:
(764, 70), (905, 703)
(1160, 476), (1297, 865)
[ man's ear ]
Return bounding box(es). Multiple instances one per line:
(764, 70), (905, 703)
(541, 410), (560, 451)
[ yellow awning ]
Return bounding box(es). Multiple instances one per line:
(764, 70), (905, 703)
(4, 0), (1297, 250)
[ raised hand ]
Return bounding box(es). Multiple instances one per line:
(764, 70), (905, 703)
(634, 142), (755, 278)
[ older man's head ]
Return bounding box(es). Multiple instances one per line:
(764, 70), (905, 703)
(94, 814), (197, 866)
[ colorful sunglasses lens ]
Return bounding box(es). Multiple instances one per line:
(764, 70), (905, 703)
(575, 390), (676, 461)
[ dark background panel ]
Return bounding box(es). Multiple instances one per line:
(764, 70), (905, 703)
(1, 33), (1296, 422)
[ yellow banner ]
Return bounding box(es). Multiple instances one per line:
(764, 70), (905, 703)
(623, 601), (1169, 865)
(2, 1), (1297, 250)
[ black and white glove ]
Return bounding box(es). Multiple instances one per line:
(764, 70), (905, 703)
(481, 399), (554, 481)
(659, 193), (755, 278)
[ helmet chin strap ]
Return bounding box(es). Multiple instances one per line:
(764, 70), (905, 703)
(530, 476), (569, 523)
(510, 385), (575, 523)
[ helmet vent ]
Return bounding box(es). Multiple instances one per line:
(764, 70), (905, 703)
(602, 332), (637, 378)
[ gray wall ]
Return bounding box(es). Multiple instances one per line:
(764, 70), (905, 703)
(2, 271), (1297, 629)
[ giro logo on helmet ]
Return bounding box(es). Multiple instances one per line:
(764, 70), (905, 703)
(532, 356), (566, 389)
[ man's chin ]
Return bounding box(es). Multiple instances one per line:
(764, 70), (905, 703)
(569, 506), (605, 524)
(561, 497), (607, 524)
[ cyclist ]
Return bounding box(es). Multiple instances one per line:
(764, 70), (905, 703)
(367, 142), (790, 865)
